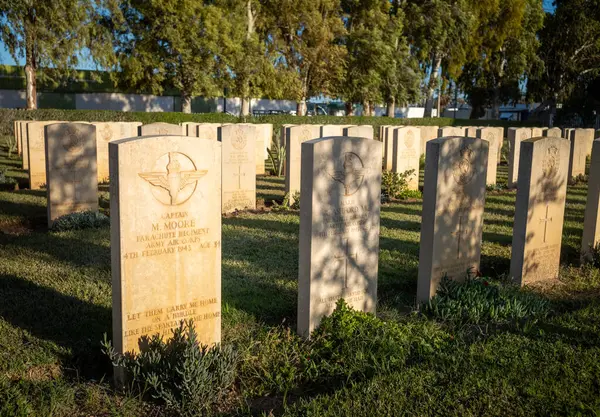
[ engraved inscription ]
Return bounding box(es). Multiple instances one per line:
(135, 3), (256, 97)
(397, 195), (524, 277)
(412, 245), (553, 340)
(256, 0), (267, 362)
(327, 152), (366, 196)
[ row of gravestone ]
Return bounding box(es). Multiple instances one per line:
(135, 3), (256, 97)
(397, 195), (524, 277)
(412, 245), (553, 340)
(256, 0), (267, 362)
(106, 133), (600, 384)
(11, 121), (273, 225)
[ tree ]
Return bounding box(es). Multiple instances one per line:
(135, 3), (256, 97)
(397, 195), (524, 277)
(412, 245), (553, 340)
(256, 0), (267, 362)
(113, 0), (224, 113)
(458, 0), (544, 119)
(262, 0), (346, 115)
(0, 0), (114, 109)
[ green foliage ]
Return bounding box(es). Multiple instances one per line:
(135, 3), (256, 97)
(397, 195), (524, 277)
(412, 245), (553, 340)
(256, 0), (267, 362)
(582, 242), (600, 268)
(267, 140), (286, 177)
(271, 191), (300, 212)
(0, 167), (17, 186)
(4, 136), (17, 159)
(381, 170), (420, 202)
(424, 277), (550, 325)
(51, 211), (109, 232)
(102, 321), (238, 416)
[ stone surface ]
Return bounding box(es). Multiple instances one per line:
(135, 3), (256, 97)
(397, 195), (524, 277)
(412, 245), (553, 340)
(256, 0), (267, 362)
(383, 126), (400, 171)
(495, 127), (505, 163)
(582, 139), (600, 261)
(476, 127), (500, 185)
(417, 137), (488, 302)
(196, 123), (220, 141)
(255, 123), (274, 159)
(219, 124), (257, 213)
(139, 122), (184, 136)
(21, 121), (31, 170)
(93, 122), (138, 182)
(344, 125), (374, 140)
(45, 123), (98, 226)
(285, 125), (321, 202)
(297, 136), (381, 338)
(510, 137), (569, 284)
(507, 128), (532, 187)
(531, 127), (544, 137)
(280, 124), (296, 146)
(544, 128), (562, 138)
(466, 127), (480, 138)
(109, 135), (222, 362)
(438, 127), (466, 137)
(320, 125), (345, 137)
(418, 125), (439, 155)
(391, 127), (421, 190)
(27, 121), (58, 189)
(568, 129), (594, 180)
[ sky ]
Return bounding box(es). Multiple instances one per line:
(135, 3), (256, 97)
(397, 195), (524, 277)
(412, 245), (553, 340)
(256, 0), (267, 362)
(0, 0), (558, 70)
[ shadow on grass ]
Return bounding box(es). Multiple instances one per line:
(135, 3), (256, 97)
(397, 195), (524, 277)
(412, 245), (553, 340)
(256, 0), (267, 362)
(0, 274), (112, 378)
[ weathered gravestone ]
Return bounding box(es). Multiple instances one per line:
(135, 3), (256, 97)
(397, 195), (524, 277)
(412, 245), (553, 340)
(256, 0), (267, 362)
(219, 124), (256, 213)
(321, 125), (345, 137)
(109, 135), (222, 369)
(544, 128), (562, 138)
(196, 123), (220, 141)
(417, 137), (488, 302)
(466, 127), (480, 138)
(255, 123), (274, 159)
(21, 122), (30, 169)
(567, 129), (594, 181)
(344, 125), (374, 140)
(94, 123), (123, 182)
(285, 125), (321, 203)
(180, 122), (200, 137)
(531, 127), (544, 137)
(418, 125), (439, 156)
(563, 128), (574, 140)
(507, 127), (532, 187)
(280, 124), (296, 146)
(13, 121), (20, 155)
(27, 121), (58, 189)
(476, 127), (500, 185)
(139, 122), (184, 136)
(392, 127), (421, 190)
(582, 139), (600, 261)
(438, 127), (466, 137)
(297, 136), (382, 338)
(383, 126), (400, 171)
(510, 137), (569, 284)
(45, 123), (98, 227)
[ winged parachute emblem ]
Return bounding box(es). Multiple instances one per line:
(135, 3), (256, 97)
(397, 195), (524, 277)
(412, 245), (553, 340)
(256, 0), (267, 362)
(139, 152), (207, 205)
(328, 153), (366, 196)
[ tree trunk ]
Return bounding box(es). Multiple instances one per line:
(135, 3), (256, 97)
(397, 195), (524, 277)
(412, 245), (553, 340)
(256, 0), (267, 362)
(362, 100), (371, 117)
(345, 101), (354, 116)
(181, 92), (192, 114)
(386, 97), (395, 117)
(424, 55), (442, 118)
(25, 20), (37, 110)
(241, 97), (250, 116)
(296, 98), (307, 116)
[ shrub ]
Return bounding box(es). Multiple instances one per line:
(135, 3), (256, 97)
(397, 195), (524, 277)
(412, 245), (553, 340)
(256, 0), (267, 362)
(102, 321), (238, 417)
(4, 136), (17, 158)
(268, 140), (286, 177)
(271, 191), (300, 211)
(424, 276), (550, 325)
(51, 211), (109, 231)
(381, 170), (420, 202)
(0, 167), (17, 185)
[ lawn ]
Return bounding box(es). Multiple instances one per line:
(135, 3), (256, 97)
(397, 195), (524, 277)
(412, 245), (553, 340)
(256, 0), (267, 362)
(1, 140), (600, 416)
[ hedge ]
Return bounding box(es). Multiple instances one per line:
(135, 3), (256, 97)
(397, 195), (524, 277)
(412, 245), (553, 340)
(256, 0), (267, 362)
(0, 108), (540, 140)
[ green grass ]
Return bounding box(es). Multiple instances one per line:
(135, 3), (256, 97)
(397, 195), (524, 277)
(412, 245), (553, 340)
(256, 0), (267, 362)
(1, 143), (600, 416)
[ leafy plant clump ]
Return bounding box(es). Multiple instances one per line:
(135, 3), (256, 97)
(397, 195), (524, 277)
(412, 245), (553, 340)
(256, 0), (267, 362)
(424, 277), (550, 325)
(268, 137), (286, 177)
(51, 211), (110, 231)
(4, 136), (17, 158)
(0, 167), (17, 185)
(381, 170), (420, 202)
(103, 321), (238, 417)
(272, 191), (300, 211)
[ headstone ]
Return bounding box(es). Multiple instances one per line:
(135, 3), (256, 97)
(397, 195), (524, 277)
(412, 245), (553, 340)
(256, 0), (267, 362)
(582, 139), (600, 261)
(297, 136), (381, 337)
(510, 137), (569, 284)
(531, 127), (544, 137)
(196, 123), (220, 141)
(219, 124), (257, 213)
(476, 127), (500, 185)
(544, 128), (562, 138)
(139, 122), (184, 136)
(109, 135), (222, 368)
(383, 126), (399, 171)
(344, 125), (374, 140)
(466, 126), (479, 138)
(392, 127), (420, 190)
(285, 125), (321, 202)
(45, 123), (98, 226)
(563, 127), (573, 139)
(255, 123), (274, 159)
(21, 121), (30, 170)
(13, 121), (21, 155)
(507, 127), (532, 187)
(27, 121), (57, 189)
(280, 124), (296, 146)
(568, 129), (594, 180)
(418, 125), (439, 155)
(438, 127), (466, 137)
(321, 125), (345, 137)
(417, 137), (488, 302)
(94, 122), (122, 183)
(181, 122), (200, 136)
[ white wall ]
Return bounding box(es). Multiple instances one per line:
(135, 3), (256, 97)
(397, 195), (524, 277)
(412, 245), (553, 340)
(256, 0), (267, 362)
(75, 93), (174, 112)
(0, 90), (26, 108)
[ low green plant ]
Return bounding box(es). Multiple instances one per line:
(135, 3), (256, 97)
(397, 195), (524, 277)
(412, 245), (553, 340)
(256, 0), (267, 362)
(102, 321), (238, 417)
(51, 211), (110, 231)
(381, 170), (420, 202)
(271, 191), (300, 211)
(569, 173), (588, 185)
(4, 136), (17, 158)
(582, 242), (600, 268)
(486, 183), (509, 192)
(0, 167), (17, 185)
(268, 139), (286, 177)
(424, 276), (550, 325)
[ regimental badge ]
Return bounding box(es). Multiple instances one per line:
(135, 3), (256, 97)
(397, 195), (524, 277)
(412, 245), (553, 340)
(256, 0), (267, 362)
(405, 130), (415, 149)
(327, 152), (367, 196)
(62, 126), (85, 154)
(453, 146), (475, 185)
(232, 127), (247, 150)
(139, 152), (207, 205)
(543, 145), (559, 176)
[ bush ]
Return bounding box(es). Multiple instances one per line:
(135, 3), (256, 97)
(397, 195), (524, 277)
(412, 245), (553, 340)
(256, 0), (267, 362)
(51, 211), (109, 231)
(381, 170), (421, 202)
(424, 277), (550, 325)
(271, 191), (300, 211)
(103, 321), (238, 417)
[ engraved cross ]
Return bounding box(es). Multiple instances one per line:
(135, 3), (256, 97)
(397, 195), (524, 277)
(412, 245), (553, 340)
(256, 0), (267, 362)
(233, 166), (246, 189)
(335, 239), (358, 289)
(539, 204), (553, 243)
(451, 214), (471, 259)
